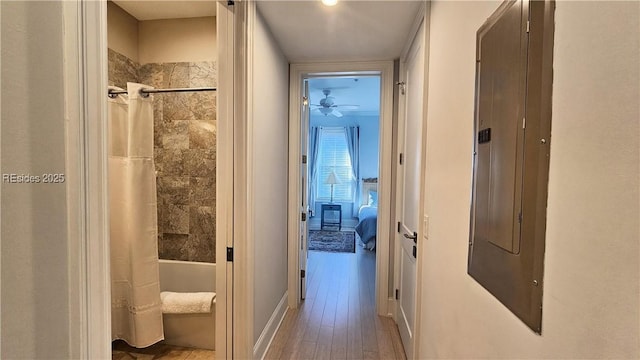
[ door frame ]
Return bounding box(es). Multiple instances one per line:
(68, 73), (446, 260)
(218, 1), (240, 358)
(62, 1), (234, 357)
(287, 61), (394, 316)
(62, 2), (111, 357)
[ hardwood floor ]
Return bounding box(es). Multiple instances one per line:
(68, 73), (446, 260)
(265, 243), (406, 360)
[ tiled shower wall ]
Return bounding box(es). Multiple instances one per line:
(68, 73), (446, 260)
(108, 49), (217, 263)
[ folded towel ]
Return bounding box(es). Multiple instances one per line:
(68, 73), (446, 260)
(160, 291), (216, 314)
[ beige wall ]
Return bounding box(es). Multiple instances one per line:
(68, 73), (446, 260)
(251, 7), (290, 347)
(107, 1), (139, 62)
(418, 1), (639, 358)
(107, 2), (216, 65)
(138, 17), (216, 64)
(1, 1), (72, 358)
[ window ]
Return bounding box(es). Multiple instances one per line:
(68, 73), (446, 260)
(316, 128), (354, 202)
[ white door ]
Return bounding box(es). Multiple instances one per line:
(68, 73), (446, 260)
(300, 80), (311, 300)
(396, 19), (425, 360)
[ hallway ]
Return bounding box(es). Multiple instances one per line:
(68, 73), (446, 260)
(265, 246), (406, 359)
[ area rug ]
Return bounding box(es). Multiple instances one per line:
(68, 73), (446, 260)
(308, 230), (355, 253)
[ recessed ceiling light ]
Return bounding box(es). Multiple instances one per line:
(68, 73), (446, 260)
(322, 0), (338, 6)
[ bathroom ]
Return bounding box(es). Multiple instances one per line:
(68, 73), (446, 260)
(106, 1), (218, 358)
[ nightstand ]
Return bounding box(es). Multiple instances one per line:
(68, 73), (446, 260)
(321, 203), (342, 231)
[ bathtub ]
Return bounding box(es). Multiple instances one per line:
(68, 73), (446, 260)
(158, 259), (216, 350)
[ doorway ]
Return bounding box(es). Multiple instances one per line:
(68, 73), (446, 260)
(105, 1), (221, 358)
(287, 62), (394, 317)
(279, 61), (399, 359)
(68, 1), (234, 358)
(304, 74), (381, 298)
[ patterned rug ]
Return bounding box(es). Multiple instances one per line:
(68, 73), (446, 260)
(308, 230), (355, 253)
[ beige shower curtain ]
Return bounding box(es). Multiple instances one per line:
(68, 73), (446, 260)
(109, 82), (164, 347)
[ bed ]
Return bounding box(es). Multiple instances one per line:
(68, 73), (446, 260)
(355, 178), (378, 251)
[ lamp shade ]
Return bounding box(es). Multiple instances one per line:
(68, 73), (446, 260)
(324, 171), (341, 185)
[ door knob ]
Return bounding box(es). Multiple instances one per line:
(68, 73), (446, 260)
(403, 232), (418, 243)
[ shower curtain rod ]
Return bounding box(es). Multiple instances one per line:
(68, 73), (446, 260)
(107, 86), (217, 98)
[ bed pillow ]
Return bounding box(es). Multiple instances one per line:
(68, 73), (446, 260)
(368, 191), (378, 206)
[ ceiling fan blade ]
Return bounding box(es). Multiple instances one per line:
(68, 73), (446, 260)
(332, 109), (343, 118)
(334, 105), (360, 110)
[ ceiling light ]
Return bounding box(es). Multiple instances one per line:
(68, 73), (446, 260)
(322, 0), (338, 6)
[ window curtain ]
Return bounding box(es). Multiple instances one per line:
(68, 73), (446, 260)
(109, 82), (164, 348)
(308, 126), (321, 216)
(345, 126), (360, 214)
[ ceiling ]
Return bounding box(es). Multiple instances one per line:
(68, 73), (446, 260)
(309, 76), (381, 117)
(112, 0), (216, 21)
(111, 1), (421, 60)
(257, 1), (423, 62)
(110, 0), (411, 116)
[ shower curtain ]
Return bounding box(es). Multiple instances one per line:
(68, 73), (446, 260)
(109, 83), (164, 348)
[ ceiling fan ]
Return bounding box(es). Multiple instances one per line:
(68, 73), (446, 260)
(310, 89), (359, 118)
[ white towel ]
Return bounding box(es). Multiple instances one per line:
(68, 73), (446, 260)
(160, 291), (216, 314)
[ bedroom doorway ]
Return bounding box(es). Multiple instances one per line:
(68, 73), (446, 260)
(303, 74), (383, 342)
(287, 61), (394, 318)
(305, 75), (381, 265)
(284, 61), (404, 359)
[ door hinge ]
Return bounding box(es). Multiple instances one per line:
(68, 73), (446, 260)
(301, 212), (307, 222)
(526, 20), (530, 33)
(302, 96), (309, 106)
(399, 153), (404, 165)
(302, 155), (307, 164)
(518, 212), (523, 224)
(301, 269), (306, 278)
(397, 221), (401, 233)
(522, 117), (526, 129)
(396, 81), (406, 95)
(395, 289), (399, 300)
(226, 247), (234, 262)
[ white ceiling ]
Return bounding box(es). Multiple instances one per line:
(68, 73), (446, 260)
(257, 1), (423, 62)
(110, 1), (399, 114)
(112, 0), (216, 21)
(309, 76), (381, 117)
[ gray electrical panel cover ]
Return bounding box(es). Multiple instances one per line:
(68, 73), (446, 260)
(468, 0), (555, 334)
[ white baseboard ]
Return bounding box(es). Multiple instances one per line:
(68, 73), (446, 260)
(388, 296), (398, 322)
(253, 291), (288, 360)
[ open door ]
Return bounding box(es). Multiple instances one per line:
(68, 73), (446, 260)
(396, 19), (426, 360)
(299, 80), (311, 300)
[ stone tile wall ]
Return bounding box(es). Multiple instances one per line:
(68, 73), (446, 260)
(108, 48), (217, 263)
(108, 49), (139, 89)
